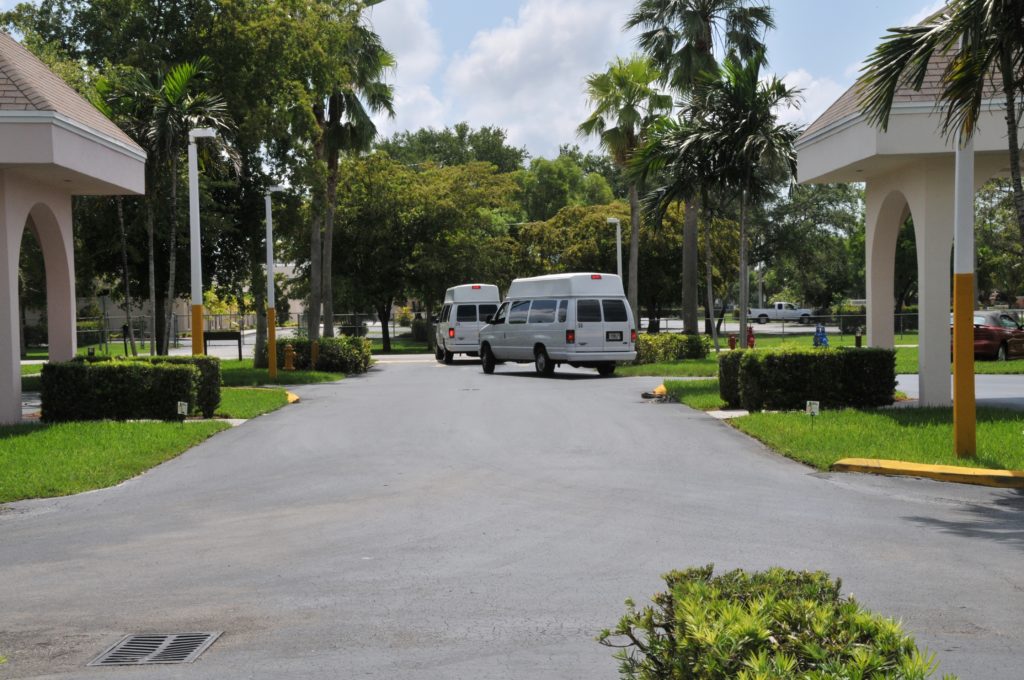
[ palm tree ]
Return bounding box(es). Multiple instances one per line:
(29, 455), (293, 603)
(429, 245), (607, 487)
(858, 0), (1024, 245)
(579, 55), (672, 323)
(313, 20), (394, 340)
(626, 0), (774, 335)
(102, 60), (234, 354)
(687, 54), (800, 341)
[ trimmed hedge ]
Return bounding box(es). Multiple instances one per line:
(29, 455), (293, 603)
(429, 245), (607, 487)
(737, 348), (896, 411)
(635, 333), (710, 364)
(599, 565), (953, 679)
(259, 336), (372, 374)
(41, 360), (198, 422)
(717, 350), (745, 408)
(75, 354), (221, 418)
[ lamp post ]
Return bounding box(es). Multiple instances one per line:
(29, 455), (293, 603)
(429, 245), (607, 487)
(188, 127), (217, 355)
(606, 217), (622, 279)
(265, 186), (285, 380)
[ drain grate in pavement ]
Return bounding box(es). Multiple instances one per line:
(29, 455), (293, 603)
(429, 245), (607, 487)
(88, 632), (221, 666)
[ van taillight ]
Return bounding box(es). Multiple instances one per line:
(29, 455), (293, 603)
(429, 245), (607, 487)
(472, 285), (481, 289)
(631, 329), (637, 343)
(591, 274), (602, 280)
(448, 328), (455, 338)
(566, 330), (575, 344)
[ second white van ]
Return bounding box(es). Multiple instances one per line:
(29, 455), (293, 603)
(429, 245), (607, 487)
(478, 273), (636, 376)
(435, 284), (501, 363)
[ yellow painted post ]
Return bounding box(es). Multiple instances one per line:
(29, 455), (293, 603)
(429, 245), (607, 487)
(267, 307), (277, 380)
(191, 305), (204, 355)
(311, 340), (320, 369)
(953, 274), (976, 457)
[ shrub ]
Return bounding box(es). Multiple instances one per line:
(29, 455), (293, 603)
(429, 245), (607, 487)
(635, 333), (710, 364)
(599, 565), (953, 680)
(835, 304), (866, 333)
(718, 350), (745, 408)
(338, 323), (368, 337)
(410, 317), (430, 342)
(738, 348), (896, 411)
(396, 306), (413, 326)
(42, 361), (198, 422)
(72, 355), (221, 418)
(259, 336), (372, 374)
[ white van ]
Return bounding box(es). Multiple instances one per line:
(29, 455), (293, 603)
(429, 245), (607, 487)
(435, 284), (501, 363)
(478, 273), (636, 376)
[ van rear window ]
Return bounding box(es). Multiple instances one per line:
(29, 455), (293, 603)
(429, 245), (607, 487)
(440, 305), (452, 322)
(577, 299), (602, 322)
(509, 300), (531, 324)
(602, 299), (628, 322)
(479, 304), (497, 320)
(557, 300), (568, 322)
(529, 299), (556, 323)
(456, 305), (477, 322)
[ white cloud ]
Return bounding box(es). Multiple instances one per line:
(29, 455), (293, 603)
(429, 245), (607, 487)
(443, 0), (635, 158)
(778, 68), (846, 128)
(905, 0), (947, 26)
(367, 0), (447, 137)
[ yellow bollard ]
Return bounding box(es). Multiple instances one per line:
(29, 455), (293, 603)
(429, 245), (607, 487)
(283, 343), (295, 371)
(311, 340), (320, 369)
(267, 307), (277, 380)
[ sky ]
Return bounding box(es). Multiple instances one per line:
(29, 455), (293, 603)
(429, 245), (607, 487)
(0, 0), (948, 159)
(365, 0), (948, 158)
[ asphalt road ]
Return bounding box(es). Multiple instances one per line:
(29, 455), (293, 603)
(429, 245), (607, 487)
(2, 357), (1023, 679)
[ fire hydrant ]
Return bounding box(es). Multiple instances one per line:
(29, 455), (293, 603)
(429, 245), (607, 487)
(283, 343), (296, 371)
(728, 334), (737, 350)
(746, 325), (755, 349)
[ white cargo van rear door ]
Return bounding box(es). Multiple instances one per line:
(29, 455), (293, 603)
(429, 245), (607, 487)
(575, 299), (604, 352)
(601, 299), (631, 352)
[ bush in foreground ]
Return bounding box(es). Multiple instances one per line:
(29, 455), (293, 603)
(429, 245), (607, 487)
(76, 355), (221, 417)
(258, 336), (372, 374)
(635, 333), (710, 364)
(42, 361), (198, 422)
(600, 565), (953, 679)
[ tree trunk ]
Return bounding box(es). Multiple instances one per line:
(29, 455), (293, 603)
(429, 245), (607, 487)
(116, 197), (137, 356)
(704, 218), (720, 352)
(377, 301), (393, 353)
(738, 188), (749, 343)
(307, 193), (323, 341)
(627, 182), (641, 326)
(163, 156), (179, 355)
(682, 196), (700, 334)
(253, 272), (267, 369)
(322, 163), (339, 338)
(998, 48), (1024, 248)
(147, 199), (157, 355)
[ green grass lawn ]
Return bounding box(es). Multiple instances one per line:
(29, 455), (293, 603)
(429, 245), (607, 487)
(216, 387), (289, 419)
(617, 357), (720, 377)
(20, 363), (42, 376)
(0, 420), (229, 503)
(665, 379), (726, 410)
(732, 407), (1024, 472)
(219, 359), (343, 386)
(371, 336), (430, 354)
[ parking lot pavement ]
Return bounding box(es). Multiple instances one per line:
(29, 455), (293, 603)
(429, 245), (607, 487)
(1, 361), (1022, 678)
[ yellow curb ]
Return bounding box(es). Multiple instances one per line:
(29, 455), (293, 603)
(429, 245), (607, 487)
(286, 391), (300, 404)
(832, 458), (1024, 489)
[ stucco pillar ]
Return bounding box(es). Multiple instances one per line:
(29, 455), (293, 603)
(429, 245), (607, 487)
(0, 171), (23, 424)
(907, 161), (955, 407)
(29, 197), (76, 362)
(864, 182), (906, 350)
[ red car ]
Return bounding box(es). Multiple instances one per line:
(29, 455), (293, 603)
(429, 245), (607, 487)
(950, 311), (1024, 361)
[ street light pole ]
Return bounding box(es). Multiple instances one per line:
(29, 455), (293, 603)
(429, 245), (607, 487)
(188, 127), (217, 356)
(607, 217), (622, 279)
(265, 186), (285, 380)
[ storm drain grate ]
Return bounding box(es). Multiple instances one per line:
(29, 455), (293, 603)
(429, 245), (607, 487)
(88, 632), (221, 666)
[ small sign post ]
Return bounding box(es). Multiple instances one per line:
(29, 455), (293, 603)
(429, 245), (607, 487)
(806, 401), (819, 427)
(177, 401), (189, 420)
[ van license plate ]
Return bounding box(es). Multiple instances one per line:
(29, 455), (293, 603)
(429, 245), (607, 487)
(606, 331), (622, 342)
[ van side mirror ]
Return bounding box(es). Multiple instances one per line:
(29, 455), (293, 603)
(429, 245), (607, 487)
(487, 316), (501, 325)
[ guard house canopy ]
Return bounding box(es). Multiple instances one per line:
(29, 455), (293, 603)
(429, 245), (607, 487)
(1, 30), (146, 423)
(795, 48), (1012, 407)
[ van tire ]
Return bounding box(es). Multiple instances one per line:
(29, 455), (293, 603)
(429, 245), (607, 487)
(443, 349), (454, 364)
(481, 345), (496, 374)
(534, 348), (555, 376)
(597, 363), (615, 377)
(434, 346), (444, 362)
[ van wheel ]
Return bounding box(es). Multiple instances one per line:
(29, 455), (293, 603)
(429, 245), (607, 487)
(481, 346), (496, 374)
(534, 348), (555, 376)
(434, 346), (444, 362)
(443, 349), (454, 364)
(597, 363), (615, 377)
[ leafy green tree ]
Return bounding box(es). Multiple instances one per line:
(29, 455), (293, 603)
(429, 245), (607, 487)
(976, 179), (1024, 302)
(859, 0), (1024, 241)
(579, 54), (672, 322)
(377, 123), (528, 173)
(626, 0), (774, 334)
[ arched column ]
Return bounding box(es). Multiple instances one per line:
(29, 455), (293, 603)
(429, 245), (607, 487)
(865, 184), (909, 351)
(27, 201), (76, 362)
(0, 172), (23, 424)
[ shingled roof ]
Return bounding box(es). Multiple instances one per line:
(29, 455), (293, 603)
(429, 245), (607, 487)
(0, 31), (142, 152)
